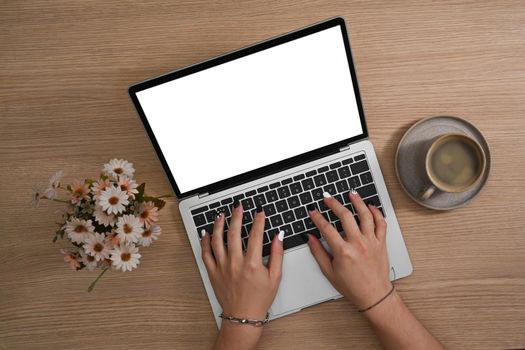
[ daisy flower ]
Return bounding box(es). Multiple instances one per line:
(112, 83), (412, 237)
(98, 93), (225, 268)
(83, 233), (111, 262)
(61, 249), (81, 270)
(93, 206), (116, 227)
(103, 159), (135, 179)
(118, 176), (139, 198)
(70, 179), (90, 204)
(65, 218), (95, 244)
(80, 249), (98, 271)
(138, 201), (159, 228)
(91, 178), (111, 200)
(138, 225), (161, 247)
(115, 214), (143, 244)
(110, 244), (141, 272)
(43, 170), (64, 200)
(105, 232), (120, 249)
(97, 186), (129, 215)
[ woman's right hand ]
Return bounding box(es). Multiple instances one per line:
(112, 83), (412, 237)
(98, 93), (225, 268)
(306, 190), (392, 310)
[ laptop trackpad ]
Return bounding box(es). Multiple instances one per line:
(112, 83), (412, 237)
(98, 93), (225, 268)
(269, 244), (341, 316)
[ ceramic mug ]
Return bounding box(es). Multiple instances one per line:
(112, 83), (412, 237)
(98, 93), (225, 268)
(419, 133), (487, 200)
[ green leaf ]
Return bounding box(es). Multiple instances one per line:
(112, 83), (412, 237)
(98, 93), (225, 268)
(100, 173), (109, 181)
(85, 178), (96, 186)
(135, 183), (146, 202)
(66, 184), (72, 191)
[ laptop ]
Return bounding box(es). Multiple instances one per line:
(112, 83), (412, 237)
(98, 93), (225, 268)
(128, 17), (413, 327)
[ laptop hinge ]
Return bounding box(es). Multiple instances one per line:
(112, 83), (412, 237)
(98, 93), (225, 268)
(339, 143), (351, 152)
(198, 192), (210, 199)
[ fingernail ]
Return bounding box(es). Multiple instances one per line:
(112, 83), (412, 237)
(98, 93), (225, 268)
(215, 211), (223, 219)
(301, 233), (309, 242)
(323, 191), (332, 198)
(350, 188), (358, 195)
(368, 203), (375, 208)
(256, 205), (263, 213)
(277, 230), (284, 242)
(307, 203), (316, 212)
(200, 229), (207, 238)
(233, 199), (240, 208)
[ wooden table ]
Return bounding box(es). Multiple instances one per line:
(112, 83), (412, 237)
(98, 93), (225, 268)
(1, 1), (524, 349)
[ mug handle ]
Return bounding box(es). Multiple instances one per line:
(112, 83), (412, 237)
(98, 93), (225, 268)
(419, 185), (436, 201)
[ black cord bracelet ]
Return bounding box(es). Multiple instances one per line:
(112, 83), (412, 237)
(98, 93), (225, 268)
(358, 284), (396, 313)
(219, 312), (270, 327)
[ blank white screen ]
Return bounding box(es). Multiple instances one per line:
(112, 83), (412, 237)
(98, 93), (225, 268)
(136, 25), (363, 193)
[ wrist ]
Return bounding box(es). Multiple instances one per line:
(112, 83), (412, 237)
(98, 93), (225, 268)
(362, 288), (403, 323)
(215, 321), (263, 350)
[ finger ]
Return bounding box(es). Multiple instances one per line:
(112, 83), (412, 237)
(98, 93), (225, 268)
(246, 206), (265, 262)
(227, 199), (244, 260)
(322, 191), (360, 241)
(369, 204), (387, 241)
(307, 233), (333, 279)
(268, 230), (284, 283)
(200, 230), (216, 273)
(349, 189), (374, 235)
(307, 203), (345, 249)
(210, 212), (226, 264)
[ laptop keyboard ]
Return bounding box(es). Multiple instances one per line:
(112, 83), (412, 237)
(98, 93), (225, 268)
(191, 153), (385, 257)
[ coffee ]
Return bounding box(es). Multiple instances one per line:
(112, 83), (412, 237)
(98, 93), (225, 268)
(427, 135), (483, 192)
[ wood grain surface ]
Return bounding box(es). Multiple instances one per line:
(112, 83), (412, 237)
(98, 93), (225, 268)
(1, 1), (524, 349)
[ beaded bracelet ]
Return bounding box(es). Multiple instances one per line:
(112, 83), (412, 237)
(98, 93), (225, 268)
(219, 312), (270, 327)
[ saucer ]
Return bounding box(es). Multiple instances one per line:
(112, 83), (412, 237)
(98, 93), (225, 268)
(395, 116), (491, 210)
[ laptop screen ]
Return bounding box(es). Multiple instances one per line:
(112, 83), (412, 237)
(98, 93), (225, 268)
(135, 23), (364, 195)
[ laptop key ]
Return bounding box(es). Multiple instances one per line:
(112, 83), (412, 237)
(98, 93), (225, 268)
(265, 218), (271, 231)
(267, 228), (279, 241)
(241, 226), (249, 238)
(328, 211), (338, 222)
(242, 211), (252, 225)
(253, 194), (266, 207)
(293, 174), (305, 181)
(345, 203), (355, 214)
(216, 206), (231, 217)
(336, 179), (349, 193)
(318, 166), (329, 173)
(275, 199), (288, 212)
(283, 233), (308, 250)
(197, 223), (214, 238)
(360, 171), (373, 185)
(209, 202), (220, 209)
(193, 213), (206, 227)
(338, 166), (352, 179)
(312, 188), (324, 200)
(325, 170), (339, 183)
(263, 232), (270, 244)
(257, 185), (269, 193)
(299, 192), (313, 205)
(245, 190), (256, 197)
(305, 170), (317, 177)
(280, 224), (293, 237)
(233, 194), (245, 202)
(269, 182), (280, 189)
(350, 160), (369, 175)
(334, 194), (344, 204)
(291, 220), (306, 233)
(282, 178), (293, 185)
(205, 210), (217, 223)
(265, 190), (279, 203)
(342, 158), (353, 165)
(289, 182), (302, 195)
(323, 184), (336, 196)
(263, 203), (277, 216)
(357, 183), (377, 199)
(318, 200), (329, 212)
(262, 243), (271, 257)
(343, 191), (352, 204)
(329, 161), (342, 169)
(310, 228), (321, 239)
(282, 210), (295, 224)
(304, 217), (315, 229)
(334, 220), (343, 233)
(242, 197), (255, 210)
(301, 178), (315, 191)
(277, 186), (291, 199)
(287, 195), (301, 209)
(294, 206), (307, 219)
(221, 198), (233, 205)
(348, 176), (361, 189)
(355, 154), (366, 161)
(270, 214), (284, 227)
(364, 195), (381, 207)
(314, 174), (327, 187)
(191, 206), (208, 215)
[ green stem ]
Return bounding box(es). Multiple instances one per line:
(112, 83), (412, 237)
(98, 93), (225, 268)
(156, 194), (174, 199)
(87, 268), (109, 292)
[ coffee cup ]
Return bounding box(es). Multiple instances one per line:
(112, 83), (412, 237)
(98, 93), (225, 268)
(419, 133), (486, 200)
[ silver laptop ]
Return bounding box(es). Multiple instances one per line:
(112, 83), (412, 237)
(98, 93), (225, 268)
(129, 17), (413, 327)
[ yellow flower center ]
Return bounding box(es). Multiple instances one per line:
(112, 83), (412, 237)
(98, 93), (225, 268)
(93, 243), (104, 252)
(123, 224), (133, 234)
(108, 196), (119, 205)
(114, 168), (123, 174)
(121, 252), (131, 262)
(74, 225), (86, 233)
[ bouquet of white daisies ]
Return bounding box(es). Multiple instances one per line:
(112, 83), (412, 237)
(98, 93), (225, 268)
(32, 159), (170, 291)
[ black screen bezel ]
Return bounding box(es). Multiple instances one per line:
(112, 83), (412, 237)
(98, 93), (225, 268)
(128, 17), (368, 199)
